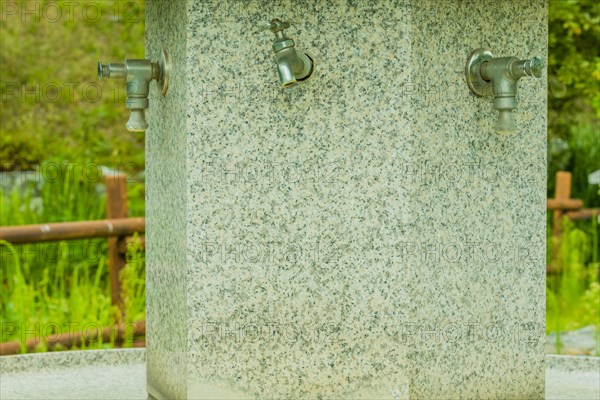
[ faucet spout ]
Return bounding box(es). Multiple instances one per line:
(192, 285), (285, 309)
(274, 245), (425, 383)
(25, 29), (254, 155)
(466, 48), (544, 134)
(126, 109), (149, 133)
(276, 55), (296, 87)
(275, 47), (312, 87)
(264, 19), (313, 88)
(273, 40), (313, 88)
(97, 49), (170, 132)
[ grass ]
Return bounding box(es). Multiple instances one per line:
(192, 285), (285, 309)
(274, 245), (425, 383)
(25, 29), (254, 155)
(546, 216), (600, 355)
(0, 0), (146, 171)
(0, 163), (145, 351)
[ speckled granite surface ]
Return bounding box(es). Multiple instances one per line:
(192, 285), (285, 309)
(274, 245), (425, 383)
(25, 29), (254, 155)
(0, 348), (145, 373)
(546, 356), (600, 400)
(0, 349), (146, 399)
(145, 1), (188, 399)
(146, 0), (547, 398)
(405, 1), (547, 398)
(1, 351), (596, 400)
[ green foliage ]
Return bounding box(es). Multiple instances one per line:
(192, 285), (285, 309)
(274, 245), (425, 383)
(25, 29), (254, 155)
(0, 165), (105, 226)
(0, 165), (145, 351)
(547, 2), (599, 350)
(120, 235), (146, 322)
(0, 239), (115, 347)
(0, 131), (45, 171)
(0, 0), (146, 171)
(546, 1), (600, 353)
(548, 0), (600, 206)
(546, 217), (600, 354)
(549, 0), (600, 111)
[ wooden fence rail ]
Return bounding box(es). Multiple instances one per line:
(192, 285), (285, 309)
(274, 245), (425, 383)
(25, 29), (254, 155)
(0, 175), (146, 354)
(546, 171), (599, 237)
(0, 175), (145, 313)
(0, 217), (144, 244)
(0, 321), (146, 356)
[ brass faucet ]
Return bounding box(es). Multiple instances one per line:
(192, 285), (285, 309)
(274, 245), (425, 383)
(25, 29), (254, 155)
(98, 49), (170, 132)
(466, 48), (544, 134)
(263, 19), (314, 88)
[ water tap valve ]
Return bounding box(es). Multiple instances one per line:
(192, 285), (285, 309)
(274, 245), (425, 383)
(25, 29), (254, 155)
(466, 48), (544, 134)
(98, 49), (170, 132)
(262, 19), (314, 88)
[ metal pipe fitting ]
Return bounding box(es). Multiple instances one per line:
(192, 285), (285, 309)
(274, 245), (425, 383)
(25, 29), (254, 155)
(466, 48), (544, 134)
(98, 49), (170, 132)
(263, 19), (313, 88)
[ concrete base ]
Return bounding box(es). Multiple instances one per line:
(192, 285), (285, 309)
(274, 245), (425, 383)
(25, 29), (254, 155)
(1, 350), (598, 399)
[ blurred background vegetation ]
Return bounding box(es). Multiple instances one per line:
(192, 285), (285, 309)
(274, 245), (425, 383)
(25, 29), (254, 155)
(545, 0), (599, 355)
(1, 0), (146, 171)
(1, 0), (146, 351)
(548, 0), (599, 206)
(0, 0), (599, 354)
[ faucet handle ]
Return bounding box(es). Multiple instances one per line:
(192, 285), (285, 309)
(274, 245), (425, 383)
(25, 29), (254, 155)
(97, 61), (106, 80)
(524, 56), (544, 78)
(260, 18), (297, 35)
(508, 56), (545, 80)
(97, 61), (125, 80)
(258, 21), (275, 31)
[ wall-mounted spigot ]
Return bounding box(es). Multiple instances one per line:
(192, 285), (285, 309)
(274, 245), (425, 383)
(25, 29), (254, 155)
(466, 48), (544, 134)
(262, 19), (314, 88)
(98, 49), (170, 132)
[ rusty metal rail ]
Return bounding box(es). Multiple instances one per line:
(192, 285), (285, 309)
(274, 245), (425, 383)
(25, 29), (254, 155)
(0, 218), (145, 244)
(0, 175), (144, 316)
(0, 175), (148, 355)
(0, 321), (146, 356)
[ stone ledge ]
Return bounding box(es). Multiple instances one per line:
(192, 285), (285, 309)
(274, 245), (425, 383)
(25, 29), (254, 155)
(1, 350), (597, 399)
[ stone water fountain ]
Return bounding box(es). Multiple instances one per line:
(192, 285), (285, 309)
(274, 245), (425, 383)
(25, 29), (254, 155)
(1, 1), (598, 399)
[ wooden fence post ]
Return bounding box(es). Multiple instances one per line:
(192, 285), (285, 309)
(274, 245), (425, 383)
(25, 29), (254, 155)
(552, 171), (572, 238)
(105, 174), (128, 316)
